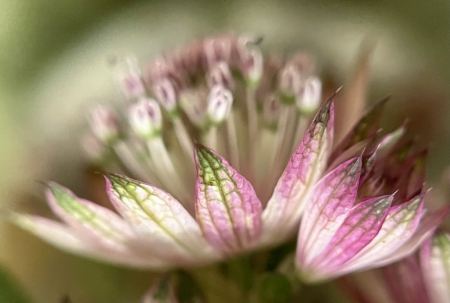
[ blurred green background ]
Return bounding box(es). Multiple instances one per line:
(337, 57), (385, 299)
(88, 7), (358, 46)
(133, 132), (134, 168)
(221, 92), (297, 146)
(0, 1), (448, 302)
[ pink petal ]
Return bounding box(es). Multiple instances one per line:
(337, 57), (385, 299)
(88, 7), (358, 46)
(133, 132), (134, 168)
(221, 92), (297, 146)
(262, 100), (334, 242)
(105, 173), (216, 262)
(312, 195), (393, 274)
(372, 204), (449, 267)
(336, 194), (425, 275)
(297, 157), (361, 266)
(420, 231), (450, 303)
(45, 182), (134, 253)
(195, 145), (262, 253)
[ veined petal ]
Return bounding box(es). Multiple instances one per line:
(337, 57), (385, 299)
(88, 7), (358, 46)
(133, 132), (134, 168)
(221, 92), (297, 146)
(312, 195), (393, 275)
(105, 173), (215, 261)
(297, 157), (361, 266)
(11, 213), (95, 255)
(45, 182), (134, 253)
(336, 195), (425, 275)
(372, 205), (449, 267)
(10, 213), (168, 268)
(195, 145), (262, 253)
(262, 100), (334, 242)
(421, 231), (450, 303)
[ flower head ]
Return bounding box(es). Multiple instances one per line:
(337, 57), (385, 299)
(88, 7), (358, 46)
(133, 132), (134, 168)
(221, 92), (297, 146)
(10, 34), (444, 274)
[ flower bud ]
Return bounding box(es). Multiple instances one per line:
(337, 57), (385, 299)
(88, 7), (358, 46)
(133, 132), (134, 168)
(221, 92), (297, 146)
(113, 55), (145, 100)
(89, 106), (121, 144)
(296, 76), (322, 116)
(238, 36), (264, 85)
(278, 64), (302, 104)
(128, 97), (162, 139)
(207, 61), (234, 90)
(242, 48), (263, 86)
(153, 78), (179, 117)
(207, 85), (233, 125)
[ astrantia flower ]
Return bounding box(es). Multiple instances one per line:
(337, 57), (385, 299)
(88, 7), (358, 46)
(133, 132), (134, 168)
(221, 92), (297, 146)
(295, 101), (450, 282)
(10, 34), (334, 269)
(10, 34), (443, 274)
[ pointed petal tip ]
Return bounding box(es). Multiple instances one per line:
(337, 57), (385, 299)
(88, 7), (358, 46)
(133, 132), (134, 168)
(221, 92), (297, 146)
(314, 98), (334, 125)
(194, 142), (214, 157)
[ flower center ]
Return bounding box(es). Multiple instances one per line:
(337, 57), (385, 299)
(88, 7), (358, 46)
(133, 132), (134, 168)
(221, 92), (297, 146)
(83, 34), (323, 207)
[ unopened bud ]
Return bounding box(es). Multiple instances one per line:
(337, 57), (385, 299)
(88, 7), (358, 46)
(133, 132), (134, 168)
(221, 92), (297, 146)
(128, 98), (162, 139)
(278, 65), (302, 104)
(243, 48), (263, 86)
(89, 106), (121, 144)
(153, 79), (179, 117)
(263, 95), (281, 130)
(296, 77), (322, 116)
(238, 36), (264, 86)
(207, 62), (234, 90)
(207, 85), (233, 125)
(113, 55), (145, 100)
(179, 89), (208, 128)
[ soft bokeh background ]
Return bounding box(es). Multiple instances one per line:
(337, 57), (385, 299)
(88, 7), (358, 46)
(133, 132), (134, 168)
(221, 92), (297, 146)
(1, 1), (448, 302)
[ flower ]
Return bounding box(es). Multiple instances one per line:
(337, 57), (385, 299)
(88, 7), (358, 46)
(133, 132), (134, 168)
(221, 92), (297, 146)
(9, 34), (444, 273)
(10, 34), (334, 269)
(294, 101), (450, 282)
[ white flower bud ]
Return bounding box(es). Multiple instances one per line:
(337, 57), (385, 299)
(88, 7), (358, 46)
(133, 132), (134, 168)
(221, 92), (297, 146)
(128, 98), (162, 139)
(238, 35), (264, 85)
(296, 76), (322, 116)
(207, 85), (233, 125)
(278, 64), (303, 104)
(243, 48), (263, 85)
(89, 106), (121, 144)
(113, 55), (145, 100)
(153, 78), (178, 116)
